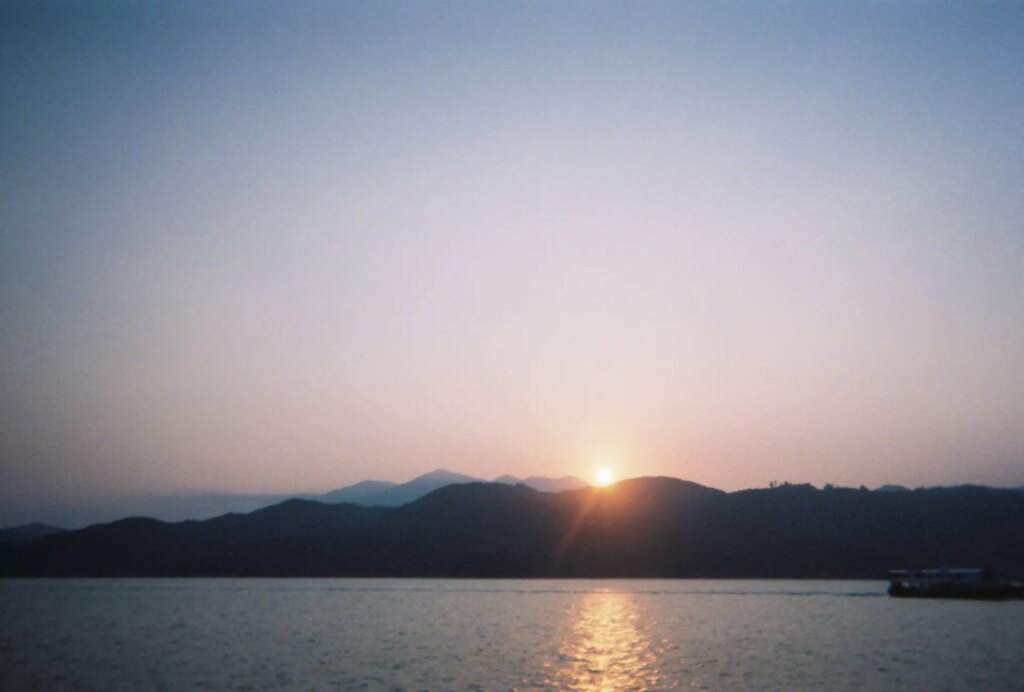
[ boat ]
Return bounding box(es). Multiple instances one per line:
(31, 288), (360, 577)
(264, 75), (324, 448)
(888, 567), (1024, 600)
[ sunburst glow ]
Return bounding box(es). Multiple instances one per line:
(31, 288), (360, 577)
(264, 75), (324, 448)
(595, 467), (614, 487)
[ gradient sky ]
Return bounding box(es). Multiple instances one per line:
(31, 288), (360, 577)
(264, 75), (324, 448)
(2, 1), (1023, 523)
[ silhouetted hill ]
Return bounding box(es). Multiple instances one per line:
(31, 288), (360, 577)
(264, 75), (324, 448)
(2, 479), (1022, 578)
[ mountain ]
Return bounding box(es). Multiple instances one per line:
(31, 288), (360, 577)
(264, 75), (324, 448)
(320, 470), (588, 507)
(519, 475), (587, 493)
(319, 480), (397, 504)
(0, 523), (65, 544)
(0, 493), (315, 529)
(3, 469), (565, 527)
(320, 469), (477, 507)
(3, 479), (1022, 578)
(494, 474), (588, 492)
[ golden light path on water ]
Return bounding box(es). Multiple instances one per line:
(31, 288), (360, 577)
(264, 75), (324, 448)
(545, 590), (669, 690)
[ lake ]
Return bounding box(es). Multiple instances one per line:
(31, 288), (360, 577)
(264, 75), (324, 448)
(1, 579), (1022, 690)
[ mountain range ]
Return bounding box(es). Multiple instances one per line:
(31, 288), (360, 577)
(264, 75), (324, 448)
(319, 469), (587, 506)
(3, 477), (1022, 579)
(0, 470), (588, 528)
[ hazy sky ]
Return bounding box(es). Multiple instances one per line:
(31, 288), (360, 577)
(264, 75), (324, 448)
(2, 1), (1023, 521)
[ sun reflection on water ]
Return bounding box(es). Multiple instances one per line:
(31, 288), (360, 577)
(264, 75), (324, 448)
(546, 590), (666, 691)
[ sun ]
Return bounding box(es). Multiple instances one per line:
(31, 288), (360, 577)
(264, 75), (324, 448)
(595, 466), (614, 487)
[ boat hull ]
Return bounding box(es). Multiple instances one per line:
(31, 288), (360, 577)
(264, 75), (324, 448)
(888, 582), (1024, 600)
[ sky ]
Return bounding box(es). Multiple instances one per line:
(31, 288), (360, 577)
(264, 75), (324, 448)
(2, 1), (1023, 525)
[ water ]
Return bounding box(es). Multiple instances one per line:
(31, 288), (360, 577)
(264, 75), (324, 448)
(1, 579), (1022, 690)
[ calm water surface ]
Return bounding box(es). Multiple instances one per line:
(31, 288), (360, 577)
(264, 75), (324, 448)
(1, 579), (1022, 690)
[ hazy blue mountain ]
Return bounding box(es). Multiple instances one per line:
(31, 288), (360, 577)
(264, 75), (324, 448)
(0, 523), (65, 544)
(319, 480), (397, 504)
(5, 478), (1022, 578)
(519, 475), (587, 493)
(320, 469), (477, 507)
(875, 484), (910, 493)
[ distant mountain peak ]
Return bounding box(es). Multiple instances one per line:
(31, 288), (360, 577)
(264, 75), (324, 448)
(320, 469), (477, 507)
(413, 469), (477, 482)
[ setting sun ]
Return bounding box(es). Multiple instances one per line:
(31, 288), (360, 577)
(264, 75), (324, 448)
(595, 467), (614, 487)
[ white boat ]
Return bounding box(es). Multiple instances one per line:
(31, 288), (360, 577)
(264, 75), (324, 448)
(888, 567), (1023, 600)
